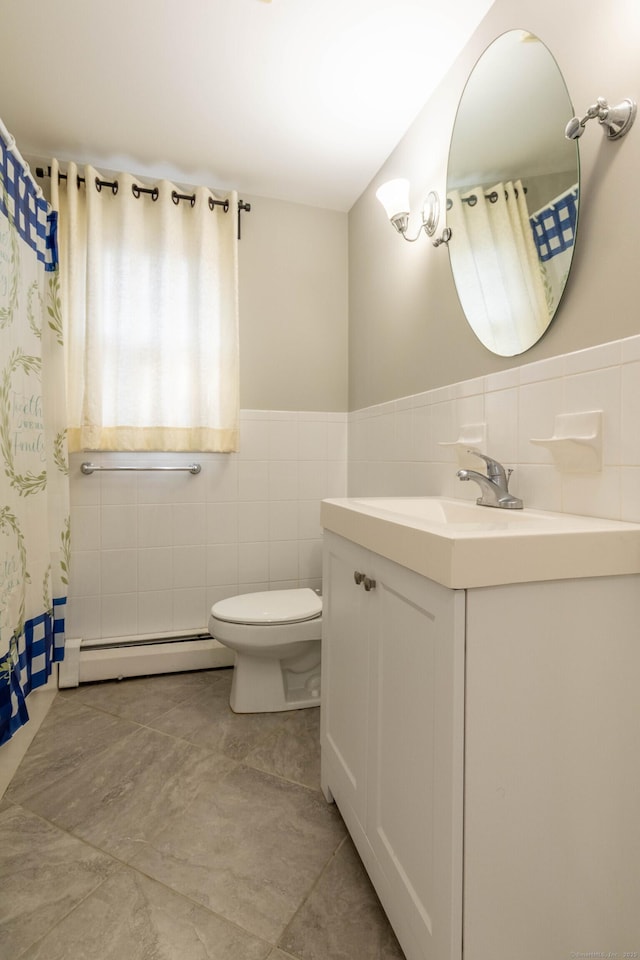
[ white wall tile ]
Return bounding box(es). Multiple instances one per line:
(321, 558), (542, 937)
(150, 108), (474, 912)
(139, 504), (172, 548)
(299, 419), (328, 461)
(100, 592), (137, 639)
(298, 459), (328, 500)
(561, 467), (621, 519)
(206, 502), (239, 543)
(101, 504), (137, 550)
(298, 500), (322, 540)
(563, 366), (621, 466)
(173, 545), (206, 589)
(206, 543), (239, 586)
(327, 420), (348, 461)
(69, 551), (101, 598)
(299, 540), (323, 581)
(484, 388), (519, 466)
(205, 457), (238, 502)
(621, 361), (640, 465)
(138, 547), (172, 592)
(269, 500), (299, 541)
(239, 419), (270, 460)
(268, 418), (298, 460)
(517, 378), (565, 464)
(239, 541), (269, 583)
(238, 501), (270, 542)
(269, 461), (298, 501)
(71, 505), (101, 551)
(101, 549), (138, 594)
(269, 540), (299, 582)
(138, 590), (173, 636)
(66, 596), (101, 641)
(621, 467), (640, 522)
(100, 471), (138, 505)
(172, 588), (207, 631)
(172, 502), (207, 546)
(238, 460), (270, 500)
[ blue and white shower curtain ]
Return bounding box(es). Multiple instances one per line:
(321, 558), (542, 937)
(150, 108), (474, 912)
(529, 184), (579, 314)
(0, 122), (69, 745)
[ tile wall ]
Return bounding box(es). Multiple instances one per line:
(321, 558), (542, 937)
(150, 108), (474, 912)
(348, 334), (640, 524)
(67, 410), (348, 641)
(67, 333), (640, 641)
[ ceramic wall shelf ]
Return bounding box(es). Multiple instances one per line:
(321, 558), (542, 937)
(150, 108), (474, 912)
(529, 411), (602, 473)
(438, 423), (487, 468)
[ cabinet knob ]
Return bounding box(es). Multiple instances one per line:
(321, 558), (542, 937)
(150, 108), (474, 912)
(363, 576), (376, 592)
(354, 571), (364, 585)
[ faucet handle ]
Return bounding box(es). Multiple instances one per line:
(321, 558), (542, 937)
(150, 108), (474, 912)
(466, 449), (507, 482)
(467, 448), (496, 467)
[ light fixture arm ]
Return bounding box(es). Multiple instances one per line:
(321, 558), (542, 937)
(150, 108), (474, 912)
(565, 97), (637, 141)
(432, 227), (452, 248)
(393, 190), (441, 242)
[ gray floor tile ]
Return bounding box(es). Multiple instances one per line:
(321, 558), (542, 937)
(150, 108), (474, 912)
(244, 706), (321, 791)
(280, 836), (406, 960)
(59, 668), (229, 726)
(2, 673), (403, 959)
(17, 725), (235, 861)
(129, 762), (346, 942)
(6, 698), (139, 805)
(0, 803), (118, 960)
(148, 673), (293, 760)
(20, 866), (272, 960)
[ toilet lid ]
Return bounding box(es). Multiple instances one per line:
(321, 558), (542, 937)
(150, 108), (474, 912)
(211, 588), (322, 625)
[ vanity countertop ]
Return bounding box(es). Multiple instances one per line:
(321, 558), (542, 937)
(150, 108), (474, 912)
(320, 496), (640, 589)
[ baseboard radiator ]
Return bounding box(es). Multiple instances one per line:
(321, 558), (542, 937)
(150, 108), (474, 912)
(58, 630), (235, 688)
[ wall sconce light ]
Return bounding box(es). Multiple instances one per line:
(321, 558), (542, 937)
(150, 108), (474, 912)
(376, 178), (441, 241)
(565, 96), (637, 141)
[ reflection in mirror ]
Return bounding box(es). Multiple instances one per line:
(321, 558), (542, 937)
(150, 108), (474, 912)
(447, 30), (579, 356)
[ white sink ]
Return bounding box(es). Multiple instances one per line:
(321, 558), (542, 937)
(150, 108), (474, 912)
(321, 496), (640, 588)
(350, 496), (563, 527)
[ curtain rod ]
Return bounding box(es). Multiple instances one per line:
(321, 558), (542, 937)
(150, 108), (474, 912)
(446, 185), (528, 210)
(35, 165), (251, 239)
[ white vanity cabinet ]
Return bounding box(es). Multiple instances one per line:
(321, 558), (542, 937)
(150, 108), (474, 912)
(321, 531), (466, 960)
(321, 505), (640, 960)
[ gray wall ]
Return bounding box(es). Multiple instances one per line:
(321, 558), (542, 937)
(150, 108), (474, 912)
(239, 194), (348, 412)
(348, 0), (640, 410)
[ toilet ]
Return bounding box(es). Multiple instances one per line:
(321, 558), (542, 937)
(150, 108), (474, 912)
(208, 588), (322, 713)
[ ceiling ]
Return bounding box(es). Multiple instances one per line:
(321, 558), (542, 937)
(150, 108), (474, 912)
(0, 0), (495, 211)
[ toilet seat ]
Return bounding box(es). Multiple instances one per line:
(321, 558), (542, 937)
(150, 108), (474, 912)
(211, 588), (322, 626)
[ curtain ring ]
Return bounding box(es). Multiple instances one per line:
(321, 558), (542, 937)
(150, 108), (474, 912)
(95, 177), (118, 195)
(172, 190), (195, 207)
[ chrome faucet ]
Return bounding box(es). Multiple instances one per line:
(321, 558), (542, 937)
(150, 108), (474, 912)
(456, 449), (523, 509)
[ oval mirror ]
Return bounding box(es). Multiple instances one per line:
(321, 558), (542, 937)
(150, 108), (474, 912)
(446, 30), (579, 356)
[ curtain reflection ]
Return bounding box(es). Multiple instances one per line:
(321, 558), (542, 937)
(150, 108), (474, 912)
(447, 179), (549, 356)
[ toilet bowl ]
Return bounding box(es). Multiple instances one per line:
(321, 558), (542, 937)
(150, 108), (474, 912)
(208, 588), (322, 713)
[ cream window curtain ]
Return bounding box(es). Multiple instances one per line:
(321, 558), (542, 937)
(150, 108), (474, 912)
(51, 161), (239, 452)
(447, 179), (549, 356)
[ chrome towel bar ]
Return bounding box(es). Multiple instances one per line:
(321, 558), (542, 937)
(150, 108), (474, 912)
(81, 462), (201, 475)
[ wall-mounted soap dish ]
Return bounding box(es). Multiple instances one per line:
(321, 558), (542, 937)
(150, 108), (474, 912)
(439, 423), (487, 468)
(530, 411), (602, 473)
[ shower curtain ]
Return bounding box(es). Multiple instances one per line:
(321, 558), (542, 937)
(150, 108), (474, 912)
(447, 179), (550, 356)
(0, 122), (69, 745)
(530, 184), (579, 314)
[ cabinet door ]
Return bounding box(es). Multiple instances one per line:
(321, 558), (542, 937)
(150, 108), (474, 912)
(321, 533), (371, 833)
(368, 554), (465, 960)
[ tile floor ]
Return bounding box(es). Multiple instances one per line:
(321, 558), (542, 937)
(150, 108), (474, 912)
(1, 668), (406, 960)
